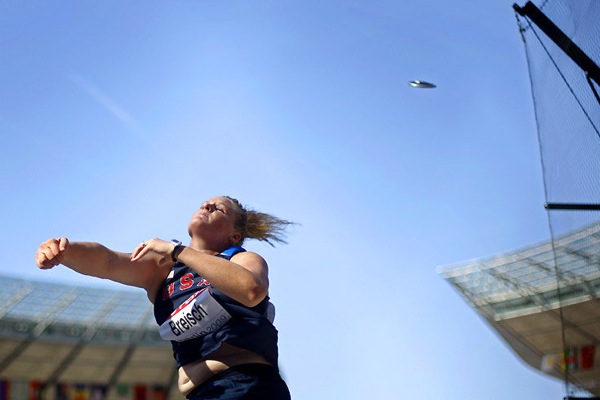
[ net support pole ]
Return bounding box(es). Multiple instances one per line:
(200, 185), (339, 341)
(564, 398), (600, 400)
(545, 203), (600, 211)
(513, 1), (600, 86)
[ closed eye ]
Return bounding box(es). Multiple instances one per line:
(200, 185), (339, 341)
(200, 201), (227, 213)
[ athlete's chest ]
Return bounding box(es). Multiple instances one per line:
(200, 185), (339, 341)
(161, 265), (211, 301)
(157, 267), (232, 342)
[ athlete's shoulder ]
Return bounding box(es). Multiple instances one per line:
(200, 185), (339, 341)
(231, 249), (267, 267)
(220, 246), (246, 258)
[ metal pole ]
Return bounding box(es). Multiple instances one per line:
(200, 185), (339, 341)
(513, 1), (600, 86)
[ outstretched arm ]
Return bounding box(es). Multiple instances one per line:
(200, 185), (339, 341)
(35, 238), (166, 301)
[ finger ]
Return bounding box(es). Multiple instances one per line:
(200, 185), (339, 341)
(40, 247), (58, 265)
(35, 251), (46, 268)
(130, 242), (148, 262)
(50, 246), (60, 257)
(131, 249), (148, 262)
(47, 240), (61, 257)
(58, 237), (69, 252)
(37, 252), (60, 269)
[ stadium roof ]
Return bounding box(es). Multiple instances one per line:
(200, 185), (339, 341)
(0, 276), (180, 398)
(439, 222), (600, 396)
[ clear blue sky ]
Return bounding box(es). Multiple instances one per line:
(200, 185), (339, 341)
(1, 1), (566, 399)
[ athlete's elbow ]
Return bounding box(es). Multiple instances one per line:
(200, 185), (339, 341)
(242, 283), (268, 308)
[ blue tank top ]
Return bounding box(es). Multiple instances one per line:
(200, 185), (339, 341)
(153, 246), (279, 367)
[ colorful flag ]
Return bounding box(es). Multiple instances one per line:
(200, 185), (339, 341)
(90, 385), (107, 400)
(56, 383), (70, 400)
(72, 384), (89, 400)
(541, 353), (561, 372)
(116, 384), (131, 400)
(133, 385), (146, 400)
(561, 348), (578, 372)
(0, 380), (10, 400)
(581, 345), (595, 370)
(28, 381), (43, 400)
(150, 387), (166, 400)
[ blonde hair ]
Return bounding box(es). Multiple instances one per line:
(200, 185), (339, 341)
(225, 196), (296, 246)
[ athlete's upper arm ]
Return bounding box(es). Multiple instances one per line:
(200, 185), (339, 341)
(230, 251), (269, 290)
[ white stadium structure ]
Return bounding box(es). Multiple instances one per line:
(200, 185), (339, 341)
(439, 222), (600, 397)
(0, 277), (182, 400)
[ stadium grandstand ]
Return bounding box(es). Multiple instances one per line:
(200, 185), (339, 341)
(439, 222), (600, 397)
(0, 276), (182, 400)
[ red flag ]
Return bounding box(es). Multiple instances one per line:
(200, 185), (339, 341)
(133, 385), (146, 400)
(150, 387), (166, 400)
(581, 345), (595, 370)
(28, 381), (43, 400)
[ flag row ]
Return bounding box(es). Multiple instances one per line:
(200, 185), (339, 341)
(541, 345), (596, 373)
(0, 380), (169, 400)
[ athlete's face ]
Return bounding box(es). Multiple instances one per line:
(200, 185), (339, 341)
(188, 196), (242, 246)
